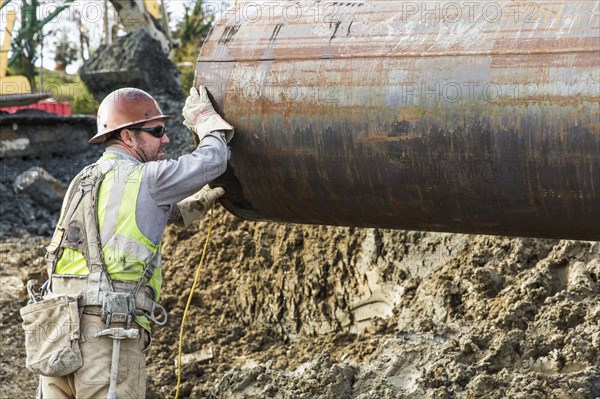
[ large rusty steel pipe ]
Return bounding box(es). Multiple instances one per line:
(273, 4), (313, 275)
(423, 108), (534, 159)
(196, 0), (600, 241)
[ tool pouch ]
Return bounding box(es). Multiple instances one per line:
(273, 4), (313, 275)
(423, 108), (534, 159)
(20, 295), (83, 376)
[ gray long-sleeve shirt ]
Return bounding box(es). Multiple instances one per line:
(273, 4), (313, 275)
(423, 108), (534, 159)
(100, 131), (228, 245)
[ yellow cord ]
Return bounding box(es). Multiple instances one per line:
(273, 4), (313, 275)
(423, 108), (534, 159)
(174, 204), (215, 399)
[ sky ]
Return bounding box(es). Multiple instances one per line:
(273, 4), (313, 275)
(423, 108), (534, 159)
(1, 0), (218, 74)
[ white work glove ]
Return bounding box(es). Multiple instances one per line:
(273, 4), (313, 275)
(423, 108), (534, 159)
(182, 86), (234, 144)
(176, 185), (225, 228)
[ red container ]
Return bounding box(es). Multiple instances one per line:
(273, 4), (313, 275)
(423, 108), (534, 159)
(1, 100), (72, 116)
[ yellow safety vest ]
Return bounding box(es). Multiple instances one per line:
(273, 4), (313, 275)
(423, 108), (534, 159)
(54, 154), (163, 331)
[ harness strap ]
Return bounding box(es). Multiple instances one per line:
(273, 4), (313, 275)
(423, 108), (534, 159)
(94, 156), (159, 309)
(44, 166), (89, 287)
(50, 276), (153, 309)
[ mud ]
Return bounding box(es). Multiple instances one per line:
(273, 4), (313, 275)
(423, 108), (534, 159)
(147, 214), (599, 398)
(2, 209), (598, 397)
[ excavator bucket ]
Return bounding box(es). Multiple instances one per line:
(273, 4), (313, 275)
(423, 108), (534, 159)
(79, 0), (174, 102)
(79, 68), (149, 103)
(79, 30), (181, 103)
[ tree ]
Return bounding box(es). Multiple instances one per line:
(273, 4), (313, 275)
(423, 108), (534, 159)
(9, 0), (41, 85)
(74, 9), (91, 62)
(175, 0), (213, 57)
(173, 0), (214, 91)
(53, 31), (78, 71)
(7, 0), (78, 87)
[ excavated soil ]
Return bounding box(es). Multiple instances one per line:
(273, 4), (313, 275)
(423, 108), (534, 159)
(1, 31), (599, 399)
(1, 207), (599, 398)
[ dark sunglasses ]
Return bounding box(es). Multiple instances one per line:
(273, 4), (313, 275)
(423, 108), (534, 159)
(127, 125), (167, 138)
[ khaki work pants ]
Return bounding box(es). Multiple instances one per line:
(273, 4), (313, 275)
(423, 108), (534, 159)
(38, 313), (150, 399)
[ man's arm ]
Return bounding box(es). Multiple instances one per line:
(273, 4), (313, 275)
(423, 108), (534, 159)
(144, 86), (234, 207)
(143, 131), (229, 206)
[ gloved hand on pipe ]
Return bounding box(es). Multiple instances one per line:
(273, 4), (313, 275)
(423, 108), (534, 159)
(182, 86), (234, 145)
(176, 185), (225, 228)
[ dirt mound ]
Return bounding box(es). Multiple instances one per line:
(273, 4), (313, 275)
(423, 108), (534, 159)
(145, 210), (599, 398)
(0, 145), (102, 239)
(1, 205), (598, 397)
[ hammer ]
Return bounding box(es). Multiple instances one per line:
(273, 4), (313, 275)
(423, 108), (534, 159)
(95, 327), (140, 399)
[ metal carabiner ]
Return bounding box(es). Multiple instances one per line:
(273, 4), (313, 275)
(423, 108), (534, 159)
(26, 280), (39, 303)
(146, 301), (168, 326)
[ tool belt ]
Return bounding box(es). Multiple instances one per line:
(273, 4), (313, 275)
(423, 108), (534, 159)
(49, 275), (167, 326)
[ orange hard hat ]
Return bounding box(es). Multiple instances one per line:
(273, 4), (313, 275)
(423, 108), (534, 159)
(89, 88), (171, 144)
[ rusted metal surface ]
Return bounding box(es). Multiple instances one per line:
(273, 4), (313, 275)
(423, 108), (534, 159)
(196, 0), (600, 241)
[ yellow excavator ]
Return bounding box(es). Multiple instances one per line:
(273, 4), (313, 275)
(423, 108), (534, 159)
(0, 5), (51, 106)
(109, 0), (173, 54)
(0, 0), (96, 159)
(1, 0), (179, 158)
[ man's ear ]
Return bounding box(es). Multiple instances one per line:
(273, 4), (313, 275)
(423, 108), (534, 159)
(120, 129), (135, 147)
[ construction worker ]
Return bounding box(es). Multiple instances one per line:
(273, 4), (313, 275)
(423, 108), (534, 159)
(34, 86), (233, 398)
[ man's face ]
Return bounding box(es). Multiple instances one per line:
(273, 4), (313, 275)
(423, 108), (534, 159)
(130, 122), (170, 162)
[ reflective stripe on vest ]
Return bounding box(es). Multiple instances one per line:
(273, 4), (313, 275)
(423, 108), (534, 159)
(54, 154), (163, 330)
